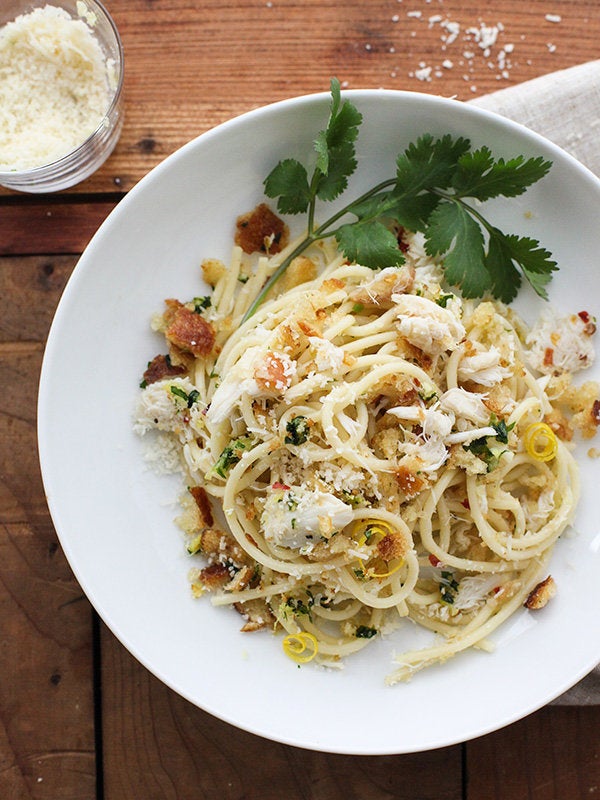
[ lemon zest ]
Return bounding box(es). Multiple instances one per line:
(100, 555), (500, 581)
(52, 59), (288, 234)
(283, 632), (318, 663)
(523, 422), (558, 462)
(352, 519), (403, 579)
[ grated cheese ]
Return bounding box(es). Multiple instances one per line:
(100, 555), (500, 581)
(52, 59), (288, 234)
(0, 5), (113, 171)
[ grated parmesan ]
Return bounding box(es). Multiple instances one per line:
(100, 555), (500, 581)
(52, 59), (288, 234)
(0, 5), (113, 171)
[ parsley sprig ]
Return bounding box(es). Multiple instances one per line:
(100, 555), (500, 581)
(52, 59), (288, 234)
(242, 78), (556, 320)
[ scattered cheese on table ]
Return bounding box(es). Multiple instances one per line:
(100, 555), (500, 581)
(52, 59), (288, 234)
(0, 4), (113, 171)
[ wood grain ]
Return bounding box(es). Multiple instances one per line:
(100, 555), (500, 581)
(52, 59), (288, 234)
(100, 621), (463, 800)
(0, 523), (96, 800)
(466, 706), (600, 798)
(0, 255), (95, 798)
(0, 203), (118, 256)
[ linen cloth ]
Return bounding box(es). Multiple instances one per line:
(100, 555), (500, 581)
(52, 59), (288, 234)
(467, 61), (600, 705)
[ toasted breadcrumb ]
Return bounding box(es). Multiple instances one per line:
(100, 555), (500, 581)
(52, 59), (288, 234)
(165, 303), (215, 357)
(234, 598), (275, 631)
(235, 203), (289, 255)
(189, 485), (214, 528)
(524, 575), (556, 609)
(201, 258), (227, 287)
(283, 256), (318, 291)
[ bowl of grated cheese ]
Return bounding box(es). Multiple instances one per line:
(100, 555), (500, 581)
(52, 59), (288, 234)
(0, 0), (124, 193)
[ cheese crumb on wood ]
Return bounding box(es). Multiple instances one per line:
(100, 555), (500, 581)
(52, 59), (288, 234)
(0, 5), (113, 171)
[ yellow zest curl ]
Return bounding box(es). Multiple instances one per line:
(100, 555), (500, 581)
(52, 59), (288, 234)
(283, 632), (318, 663)
(352, 519), (404, 579)
(523, 422), (558, 462)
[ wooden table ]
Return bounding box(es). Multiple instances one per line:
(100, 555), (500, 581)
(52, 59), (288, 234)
(2, 0), (600, 796)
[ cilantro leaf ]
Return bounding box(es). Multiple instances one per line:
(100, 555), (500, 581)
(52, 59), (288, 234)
(453, 148), (552, 201)
(313, 79), (362, 202)
(395, 134), (471, 195)
(264, 79), (361, 214)
(492, 232), (557, 300)
(315, 141), (358, 202)
(336, 219), (405, 268)
(264, 159), (311, 214)
(243, 80), (556, 321)
(522, 267), (554, 299)
(426, 200), (490, 297)
(485, 231), (523, 303)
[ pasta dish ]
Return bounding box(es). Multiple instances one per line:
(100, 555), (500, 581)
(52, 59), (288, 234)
(135, 214), (599, 683)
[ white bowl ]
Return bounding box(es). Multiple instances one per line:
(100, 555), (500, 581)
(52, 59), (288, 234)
(38, 89), (600, 754)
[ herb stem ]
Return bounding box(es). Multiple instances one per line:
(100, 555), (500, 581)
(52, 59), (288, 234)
(241, 177), (398, 323)
(241, 233), (316, 322)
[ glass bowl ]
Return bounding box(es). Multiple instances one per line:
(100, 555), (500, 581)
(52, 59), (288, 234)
(0, 0), (124, 193)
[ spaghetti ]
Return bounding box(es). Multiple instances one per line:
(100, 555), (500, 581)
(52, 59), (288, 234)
(135, 228), (598, 683)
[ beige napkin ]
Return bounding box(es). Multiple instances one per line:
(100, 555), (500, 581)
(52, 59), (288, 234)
(468, 62), (600, 705)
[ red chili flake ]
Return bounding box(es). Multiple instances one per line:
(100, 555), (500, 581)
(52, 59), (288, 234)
(428, 554), (441, 567)
(578, 311), (591, 323)
(543, 347), (554, 367)
(493, 586), (502, 594)
(592, 399), (600, 425)
(461, 498), (470, 510)
(271, 482), (290, 491)
(396, 227), (410, 253)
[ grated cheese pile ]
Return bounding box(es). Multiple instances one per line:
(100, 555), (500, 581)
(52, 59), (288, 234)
(0, 4), (113, 171)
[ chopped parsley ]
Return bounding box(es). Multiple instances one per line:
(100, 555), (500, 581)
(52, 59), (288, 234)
(490, 416), (515, 444)
(355, 625), (378, 639)
(213, 437), (252, 478)
(284, 415), (311, 445)
(193, 296), (212, 313)
(242, 78), (555, 321)
(170, 385), (200, 408)
(435, 293), (454, 308)
(340, 489), (365, 508)
(280, 593), (314, 620)
(439, 571), (459, 605)
(464, 416), (515, 471)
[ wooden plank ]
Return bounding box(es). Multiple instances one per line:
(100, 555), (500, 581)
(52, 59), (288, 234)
(466, 705), (600, 798)
(2, 0), (600, 197)
(0, 252), (95, 798)
(100, 622), (463, 800)
(0, 254), (77, 523)
(0, 204), (118, 257)
(0, 344), (49, 525)
(0, 255), (76, 340)
(0, 523), (96, 800)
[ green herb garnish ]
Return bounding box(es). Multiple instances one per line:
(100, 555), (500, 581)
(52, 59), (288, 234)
(340, 489), (365, 508)
(355, 625), (378, 639)
(284, 415), (311, 445)
(490, 416), (515, 444)
(193, 296), (212, 313)
(170, 385), (200, 408)
(464, 416), (515, 471)
(439, 571), (460, 605)
(213, 436), (252, 478)
(242, 78), (555, 320)
(280, 595), (314, 621)
(435, 293), (455, 308)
